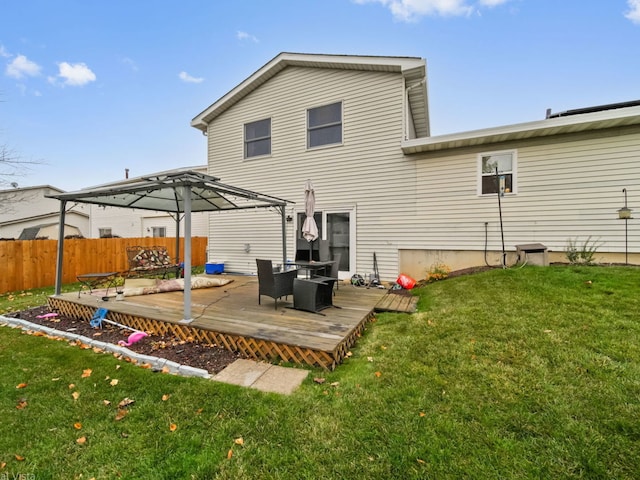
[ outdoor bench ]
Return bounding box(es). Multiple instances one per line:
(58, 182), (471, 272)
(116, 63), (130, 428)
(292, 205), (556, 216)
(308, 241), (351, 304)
(126, 245), (182, 279)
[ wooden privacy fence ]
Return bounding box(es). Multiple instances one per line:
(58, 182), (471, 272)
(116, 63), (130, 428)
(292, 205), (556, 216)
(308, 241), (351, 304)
(0, 237), (208, 294)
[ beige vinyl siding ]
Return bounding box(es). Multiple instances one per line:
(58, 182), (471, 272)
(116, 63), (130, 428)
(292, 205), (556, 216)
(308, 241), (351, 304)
(409, 126), (640, 256)
(206, 66), (414, 278)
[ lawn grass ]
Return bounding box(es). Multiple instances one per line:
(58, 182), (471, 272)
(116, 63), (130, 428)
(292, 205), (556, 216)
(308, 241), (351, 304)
(1, 265), (639, 479)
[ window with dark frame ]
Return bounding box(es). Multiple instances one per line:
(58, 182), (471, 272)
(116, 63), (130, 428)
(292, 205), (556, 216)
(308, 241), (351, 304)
(307, 102), (342, 148)
(151, 227), (166, 238)
(244, 118), (271, 158)
(480, 151), (515, 195)
(98, 228), (112, 238)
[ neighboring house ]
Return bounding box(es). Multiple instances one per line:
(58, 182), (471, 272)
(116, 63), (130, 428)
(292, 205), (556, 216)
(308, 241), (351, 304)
(0, 185), (89, 239)
(191, 52), (640, 280)
(88, 165), (209, 241)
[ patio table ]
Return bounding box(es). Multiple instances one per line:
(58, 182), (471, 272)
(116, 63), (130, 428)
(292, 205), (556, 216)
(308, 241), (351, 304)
(76, 272), (118, 298)
(285, 260), (335, 279)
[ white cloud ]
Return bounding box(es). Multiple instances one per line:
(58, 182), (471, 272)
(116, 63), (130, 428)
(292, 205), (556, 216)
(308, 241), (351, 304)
(5, 54), (42, 79)
(237, 30), (259, 43)
(626, 0), (640, 24)
(54, 61), (96, 86)
(353, 0), (511, 21)
(0, 45), (11, 58)
(178, 71), (204, 83)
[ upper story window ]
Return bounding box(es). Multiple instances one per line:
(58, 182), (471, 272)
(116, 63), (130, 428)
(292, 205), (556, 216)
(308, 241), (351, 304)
(307, 102), (342, 148)
(244, 118), (271, 158)
(479, 150), (517, 195)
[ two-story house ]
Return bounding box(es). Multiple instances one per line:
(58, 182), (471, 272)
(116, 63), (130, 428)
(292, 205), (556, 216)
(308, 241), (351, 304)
(191, 52), (640, 280)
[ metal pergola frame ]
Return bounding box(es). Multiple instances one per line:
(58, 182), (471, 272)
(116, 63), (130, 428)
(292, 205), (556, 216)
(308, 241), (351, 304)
(47, 170), (293, 322)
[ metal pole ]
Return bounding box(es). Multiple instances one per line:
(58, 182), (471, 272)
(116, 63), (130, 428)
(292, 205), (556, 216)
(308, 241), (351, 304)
(181, 185), (193, 323)
(496, 167), (506, 268)
(623, 188), (628, 265)
(280, 205), (287, 268)
(54, 200), (67, 296)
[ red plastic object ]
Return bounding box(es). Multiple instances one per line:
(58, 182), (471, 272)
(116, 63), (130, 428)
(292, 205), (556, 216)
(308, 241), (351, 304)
(396, 273), (416, 289)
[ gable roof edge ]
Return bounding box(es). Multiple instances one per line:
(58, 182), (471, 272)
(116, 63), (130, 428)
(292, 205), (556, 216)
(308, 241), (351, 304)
(191, 52), (426, 131)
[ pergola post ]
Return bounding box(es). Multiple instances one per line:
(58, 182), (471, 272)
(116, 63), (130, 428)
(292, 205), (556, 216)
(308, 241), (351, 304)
(181, 185), (193, 323)
(54, 200), (67, 296)
(280, 205), (287, 268)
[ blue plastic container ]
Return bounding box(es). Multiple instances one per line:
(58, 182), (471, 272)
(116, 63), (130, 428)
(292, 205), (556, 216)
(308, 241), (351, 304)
(205, 262), (224, 274)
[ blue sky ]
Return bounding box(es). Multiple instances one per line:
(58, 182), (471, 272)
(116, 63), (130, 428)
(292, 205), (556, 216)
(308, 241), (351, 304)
(1, 0), (639, 191)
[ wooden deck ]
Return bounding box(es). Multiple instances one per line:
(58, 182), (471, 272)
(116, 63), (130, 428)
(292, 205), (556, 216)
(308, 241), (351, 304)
(48, 275), (390, 370)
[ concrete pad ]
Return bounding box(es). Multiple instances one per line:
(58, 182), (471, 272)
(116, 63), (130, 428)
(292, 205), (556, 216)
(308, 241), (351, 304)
(212, 358), (309, 395)
(213, 358), (271, 387)
(251, 364), (309, 395)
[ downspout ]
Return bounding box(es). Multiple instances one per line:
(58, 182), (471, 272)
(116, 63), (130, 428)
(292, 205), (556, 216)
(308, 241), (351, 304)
(54, 200), (67, 296)
(404, 79), (426, 140)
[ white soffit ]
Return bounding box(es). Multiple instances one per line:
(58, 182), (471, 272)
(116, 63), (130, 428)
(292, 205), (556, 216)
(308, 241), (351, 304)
(402, 105), (640, 154)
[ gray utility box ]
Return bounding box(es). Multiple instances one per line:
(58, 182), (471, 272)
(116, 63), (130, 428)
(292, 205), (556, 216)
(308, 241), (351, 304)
(516, 243), (549, 266)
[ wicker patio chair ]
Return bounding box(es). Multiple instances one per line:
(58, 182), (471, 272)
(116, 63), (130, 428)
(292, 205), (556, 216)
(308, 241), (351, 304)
(256, 259), (297, 309)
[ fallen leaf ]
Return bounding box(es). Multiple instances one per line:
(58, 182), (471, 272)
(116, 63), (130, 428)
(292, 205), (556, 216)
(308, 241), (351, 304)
(367, 356), (374, 362)
(16, 383), (27, 389)
(118, 397), (135, 408)
(330, 382), (340, 387)
(74, 422), (82, 430)
(161, 366), (171, 374)
(92, 347), (104, 354)
(92, 332), (103, 337)
(234, 437), (244, 445)
(162, 394), (171, 401)
(345, 351), (353, 357)
(141, 363), (152, 369)
(68, 383), (76, 389)
(380, 345), (387, 350)
(16, 400), (28, 410)
(121, 432), (129, 438)
(110, 379), (119, 386)
(0, 461), (5, 469)
(419, 412), (426, 417)
(76, 436), (87, 445)
(169, 423), (177, 432)
(115, 364), (121, 369)
(15, 454), (25, 461)
(417, 458), (426, 464)
(313, 377), (326, 384)
(72, 391), (80, 401)
(82, 369), (92, 378)
(115, 409), (128, 421)
(103, 400), (111, 406)
(374, 371), (382, 377)
(227, 449), (233, 459)
(52, 377), (60, 381)
(195, 408), (203, 414)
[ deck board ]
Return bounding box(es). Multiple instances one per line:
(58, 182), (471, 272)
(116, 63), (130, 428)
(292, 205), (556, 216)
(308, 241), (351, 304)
(48, 275), (390, 369)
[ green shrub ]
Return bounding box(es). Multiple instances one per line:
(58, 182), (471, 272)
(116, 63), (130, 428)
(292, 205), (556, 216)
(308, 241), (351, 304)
(565, 236), (601, 264)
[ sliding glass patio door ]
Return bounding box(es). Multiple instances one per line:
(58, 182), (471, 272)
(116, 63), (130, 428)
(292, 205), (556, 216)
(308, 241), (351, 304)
(295, 207), (355, 278)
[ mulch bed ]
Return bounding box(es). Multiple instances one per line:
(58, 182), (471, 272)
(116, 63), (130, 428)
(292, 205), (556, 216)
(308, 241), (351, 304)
(5, 306), (242, 374)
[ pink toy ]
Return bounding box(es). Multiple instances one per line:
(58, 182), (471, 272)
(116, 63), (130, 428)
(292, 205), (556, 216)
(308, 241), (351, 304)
(118, 331), (148, 347)
(36, 313), (59, 319)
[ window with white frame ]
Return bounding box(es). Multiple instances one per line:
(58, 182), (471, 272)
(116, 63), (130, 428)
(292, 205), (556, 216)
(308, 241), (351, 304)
(307, 102), (342, 148)
(244, 118), (271, 158)
(479, 150), (516, 195)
